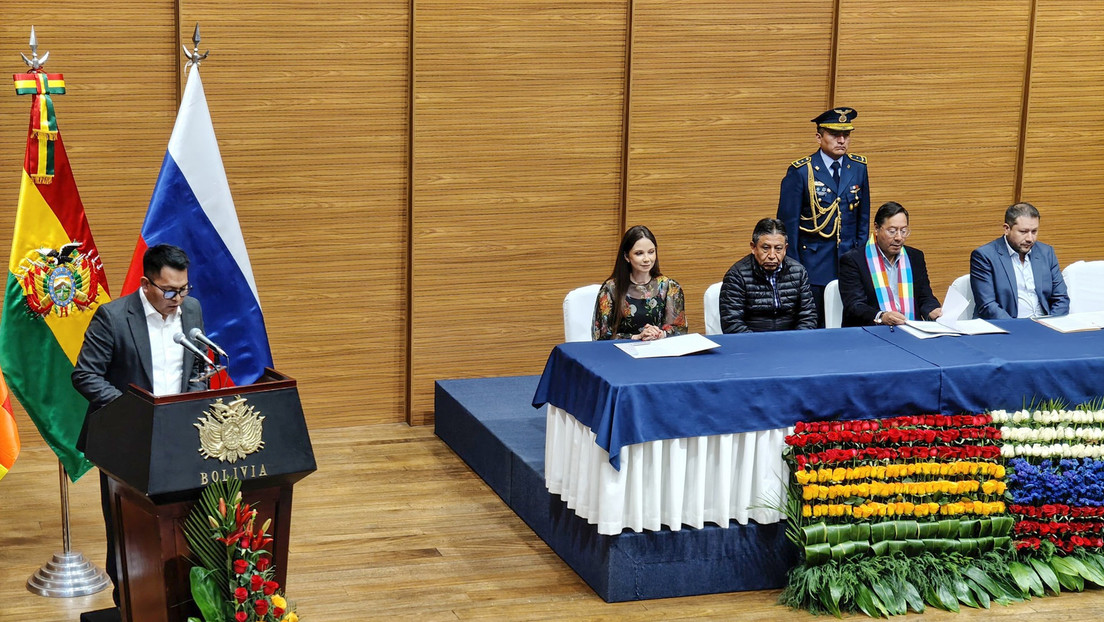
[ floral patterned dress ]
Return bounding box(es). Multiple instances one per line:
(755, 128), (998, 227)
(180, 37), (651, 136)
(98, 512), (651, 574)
(592, 275), (688, 340)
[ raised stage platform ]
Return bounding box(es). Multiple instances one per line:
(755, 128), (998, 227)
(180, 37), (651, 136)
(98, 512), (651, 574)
(434, 375), (796, 602)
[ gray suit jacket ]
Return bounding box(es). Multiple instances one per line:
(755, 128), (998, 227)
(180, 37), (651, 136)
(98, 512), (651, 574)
(73, 290), (205, 449)
(970, 237), (1069, 319)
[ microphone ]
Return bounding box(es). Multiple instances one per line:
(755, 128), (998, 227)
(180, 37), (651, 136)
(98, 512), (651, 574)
(189, 327), (228, 359)
(174, 332), (217, 368)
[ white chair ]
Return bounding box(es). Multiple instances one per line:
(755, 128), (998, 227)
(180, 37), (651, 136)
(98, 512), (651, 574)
(823, 280), (843, 329)
(563, 284), (601, 342)
(1062, 261), (1104, 314)
(943, 274), (975, 321)
(703, 282), (722, 335)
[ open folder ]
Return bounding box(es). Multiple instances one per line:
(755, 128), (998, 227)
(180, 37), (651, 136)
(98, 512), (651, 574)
(899, 318), (1007, 339)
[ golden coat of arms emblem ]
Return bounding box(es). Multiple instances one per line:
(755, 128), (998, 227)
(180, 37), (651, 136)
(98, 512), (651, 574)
(195, 396), (265, 463)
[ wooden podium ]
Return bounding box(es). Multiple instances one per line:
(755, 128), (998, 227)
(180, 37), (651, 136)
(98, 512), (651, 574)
(83, 368), (316, 622)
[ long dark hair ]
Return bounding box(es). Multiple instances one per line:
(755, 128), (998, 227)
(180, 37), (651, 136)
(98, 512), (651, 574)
(607, 225), (662, 330)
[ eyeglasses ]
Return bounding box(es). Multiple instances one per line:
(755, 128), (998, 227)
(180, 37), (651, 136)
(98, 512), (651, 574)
(881, 227), (911, 238)
(148, 281), (192, 300)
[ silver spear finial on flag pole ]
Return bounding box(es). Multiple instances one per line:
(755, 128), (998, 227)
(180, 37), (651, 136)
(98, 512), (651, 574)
(183, 22), (209, 67)
(20, 26), (50, 70)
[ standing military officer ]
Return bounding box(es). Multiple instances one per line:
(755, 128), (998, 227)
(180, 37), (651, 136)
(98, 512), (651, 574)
(777, 107), (870, 327)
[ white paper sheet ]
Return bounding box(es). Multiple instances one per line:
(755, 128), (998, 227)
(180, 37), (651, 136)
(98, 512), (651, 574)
(615, 333), (721, 359)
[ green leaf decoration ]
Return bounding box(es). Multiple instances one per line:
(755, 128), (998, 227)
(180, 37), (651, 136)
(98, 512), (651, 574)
(802, 522), (828, 546)
(896, 520), (919, 539)
(1054, 569), (1085, 592)
(904, 539), (924, 556)
(855, 584), (888, 618)
(870, 540), (889, 557)
(821, 579), (844, 618)
(965, 578), (991, 609)
(896, 578), (923, 614)
(936, 519), (959, 539)
(853, 523), (871, 542)
(826, 524), (852, 546)
(870, 522), (893, 543)
(1008, 561), (1043, 597)
(977, 519), (992, 537)
(917, 522), (939, 539)
(805, 543), (831, 566)
(934, 581), (961, 613)
(188, 567), (224, 622)
(870, 577), (905, 616)
(1028, 557), (1060, 595)
(989, 515), (1014, 537)
(183, 478), (242, 604)
(952, 575), (979, 609)
(958, 519), (979, 538)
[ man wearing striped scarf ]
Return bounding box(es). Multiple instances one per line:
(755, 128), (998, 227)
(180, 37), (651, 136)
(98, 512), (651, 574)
(838, 201), (942, 327)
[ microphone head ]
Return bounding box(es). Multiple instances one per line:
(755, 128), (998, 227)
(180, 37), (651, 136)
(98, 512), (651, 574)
(188, 327), (204, 341)
(173, 332), (188, 344)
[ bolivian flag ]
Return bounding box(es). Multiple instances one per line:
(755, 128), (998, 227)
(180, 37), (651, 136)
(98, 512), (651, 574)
(0, 70), (110, 481)
(0, 365), (18, 481)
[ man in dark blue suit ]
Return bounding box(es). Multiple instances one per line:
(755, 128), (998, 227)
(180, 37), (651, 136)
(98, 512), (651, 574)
(970, 202), (1069, 319)
(777, 107), (870, 327)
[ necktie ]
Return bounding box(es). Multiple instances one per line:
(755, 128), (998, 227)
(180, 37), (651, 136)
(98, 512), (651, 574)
(831, 161), (841, 187)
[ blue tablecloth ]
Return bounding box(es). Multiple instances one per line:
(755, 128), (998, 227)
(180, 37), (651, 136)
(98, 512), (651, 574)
(532, 321), (1104, 469)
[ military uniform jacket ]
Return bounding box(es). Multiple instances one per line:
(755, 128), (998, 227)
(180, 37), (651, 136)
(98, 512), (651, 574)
(776, 151), (870, 287)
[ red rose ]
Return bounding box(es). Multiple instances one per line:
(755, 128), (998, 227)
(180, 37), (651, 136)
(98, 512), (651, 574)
(264, 580), (278, 595)
(251, 574), (264, 591)
(235, 613), (248, 622)
(233, 559), (249, 575)
(256, 556), (271, 571)
(274, 608), (285, 618)
(255, 599), (269, 616)
(794, 421), (807, 434)
(235, 587), (248, 603)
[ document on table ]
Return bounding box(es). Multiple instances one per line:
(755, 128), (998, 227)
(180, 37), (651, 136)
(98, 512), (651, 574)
(899, 318), (1008, 339)
(615, 333), (721, 359)
(1034, 311), (1104, 333)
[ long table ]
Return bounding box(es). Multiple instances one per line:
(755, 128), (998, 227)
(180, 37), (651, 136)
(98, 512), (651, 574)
(533, 321), (1104, 534)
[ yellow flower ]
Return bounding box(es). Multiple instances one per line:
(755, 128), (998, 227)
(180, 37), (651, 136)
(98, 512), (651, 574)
(272, 595), (287, 609)
(281, 614), (299, 622)
(802, 504), (812, 517)
(832, 467), (846, 482)
(796, 470), (812, 485)
(982, 480), (997, 495)
(993, 464), (1006, 479)
(803, 486), (817, 501)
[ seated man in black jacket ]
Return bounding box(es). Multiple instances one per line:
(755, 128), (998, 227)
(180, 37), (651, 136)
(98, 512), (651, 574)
(838, 201), (942, 327)
(720, 218), (817, 333)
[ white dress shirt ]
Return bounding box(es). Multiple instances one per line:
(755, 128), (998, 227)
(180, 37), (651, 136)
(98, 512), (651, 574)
(139, 290), (186, 395)
(1005, 239), (1041, 318)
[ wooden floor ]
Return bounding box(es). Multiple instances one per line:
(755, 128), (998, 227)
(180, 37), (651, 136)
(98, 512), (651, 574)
(3, 423), (1104, 621)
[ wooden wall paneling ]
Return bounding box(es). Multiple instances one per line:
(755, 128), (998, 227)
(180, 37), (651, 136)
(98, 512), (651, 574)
(0, 6), (179, 446)
(1020, 2), (1104, 266)
(410, 1), (628, 423)
(624, 1), (837, 330)
(834, 1), (1033, 299)
(179, 2), (411, 427)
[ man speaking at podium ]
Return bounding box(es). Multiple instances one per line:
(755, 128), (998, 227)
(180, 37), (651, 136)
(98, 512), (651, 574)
(72, 243), (207, 611)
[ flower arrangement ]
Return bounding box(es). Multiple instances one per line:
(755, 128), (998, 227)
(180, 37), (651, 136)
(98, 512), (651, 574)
(184, 478), (299, 622)
(780, 413), (1024, 617)
(996, 403), (1104, 597)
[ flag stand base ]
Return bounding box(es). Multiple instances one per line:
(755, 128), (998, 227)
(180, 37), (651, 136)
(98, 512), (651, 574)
(27, 550), (110, 597)
(27, 461), (110, 597)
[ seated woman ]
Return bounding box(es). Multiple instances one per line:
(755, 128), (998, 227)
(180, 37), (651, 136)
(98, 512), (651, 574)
(592, 225), (688, 340)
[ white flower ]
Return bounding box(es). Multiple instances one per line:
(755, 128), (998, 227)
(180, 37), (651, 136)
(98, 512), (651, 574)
(1001, 444), (1015, 457)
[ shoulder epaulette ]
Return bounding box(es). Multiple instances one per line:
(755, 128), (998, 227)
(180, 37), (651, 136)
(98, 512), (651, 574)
(847, 153), (867, 164)
(791, 155), (812, 168)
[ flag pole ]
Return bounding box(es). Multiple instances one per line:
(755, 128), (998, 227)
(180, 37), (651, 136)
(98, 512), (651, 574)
(26, 460), (109, 596)
(13, 27), (109, 598)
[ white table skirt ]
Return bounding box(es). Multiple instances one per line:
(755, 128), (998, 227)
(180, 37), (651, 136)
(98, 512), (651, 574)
(544, 406), (793, 535)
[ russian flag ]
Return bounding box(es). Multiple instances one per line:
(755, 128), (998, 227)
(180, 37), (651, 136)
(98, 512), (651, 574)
(122, 64), (272, 385)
